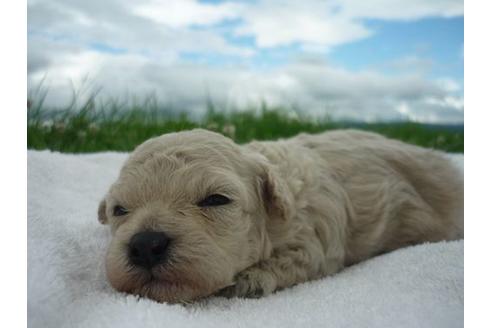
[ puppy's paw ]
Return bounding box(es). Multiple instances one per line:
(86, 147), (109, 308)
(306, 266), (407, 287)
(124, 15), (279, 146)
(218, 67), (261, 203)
(218, 267), (277, 299)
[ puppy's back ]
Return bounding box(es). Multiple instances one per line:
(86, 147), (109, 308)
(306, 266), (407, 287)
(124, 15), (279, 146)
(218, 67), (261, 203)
(293, 130), (463, 262)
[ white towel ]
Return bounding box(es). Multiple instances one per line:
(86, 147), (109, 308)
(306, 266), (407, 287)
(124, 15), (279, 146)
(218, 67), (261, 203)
(27, 150), (464, 328)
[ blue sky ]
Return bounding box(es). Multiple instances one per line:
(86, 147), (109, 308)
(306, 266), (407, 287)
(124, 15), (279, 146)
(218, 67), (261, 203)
(27, 0), (464, 123)
(183, 15), (463, 82)
(331, 18), (463, 80)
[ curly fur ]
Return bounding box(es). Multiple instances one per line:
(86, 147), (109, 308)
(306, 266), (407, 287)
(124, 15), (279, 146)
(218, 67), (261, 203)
(98, 129), (463, 302)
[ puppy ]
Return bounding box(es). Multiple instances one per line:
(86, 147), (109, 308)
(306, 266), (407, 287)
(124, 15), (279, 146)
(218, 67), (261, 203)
(98, 129), (463, 303)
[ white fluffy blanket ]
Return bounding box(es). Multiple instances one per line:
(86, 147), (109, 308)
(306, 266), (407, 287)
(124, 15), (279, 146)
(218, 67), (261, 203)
(27, 150), (464, 328)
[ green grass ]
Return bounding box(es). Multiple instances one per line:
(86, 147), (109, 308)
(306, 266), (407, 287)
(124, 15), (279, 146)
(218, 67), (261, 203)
(27, 99), (464, 153)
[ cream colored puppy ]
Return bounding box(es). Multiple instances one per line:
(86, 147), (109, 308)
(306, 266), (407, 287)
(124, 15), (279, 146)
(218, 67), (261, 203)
(98, 129), (463, 303)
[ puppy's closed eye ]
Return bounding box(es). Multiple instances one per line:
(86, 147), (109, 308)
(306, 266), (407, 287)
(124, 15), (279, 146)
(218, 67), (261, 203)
(197, 194), (231, 207)
(113, 205), (129, 216)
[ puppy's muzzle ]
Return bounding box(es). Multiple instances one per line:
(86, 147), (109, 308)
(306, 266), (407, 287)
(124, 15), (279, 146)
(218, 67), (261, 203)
(128, 231), (170, 269)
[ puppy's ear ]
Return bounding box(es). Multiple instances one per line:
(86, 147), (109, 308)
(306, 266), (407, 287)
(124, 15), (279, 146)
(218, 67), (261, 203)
(98, 199), (108, 225)
(257, 159), (295, 221)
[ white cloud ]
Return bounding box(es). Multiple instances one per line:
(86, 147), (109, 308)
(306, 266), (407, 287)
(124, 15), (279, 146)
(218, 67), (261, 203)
(341, 0), (463, 20)
(387, 56), (434, 74)
(232, 0), (463, 48)
(28, 0), (462, 53)
(27, 0), (464, 123)
(435, 78), (462, 93)
(27, 0), (253, 58)
(28, 0), (464, 53)
(133, 0), (242, 28)
(424, 96), (463, 111)
(28, 50), (463, 123)
(235, 1), (371, 48)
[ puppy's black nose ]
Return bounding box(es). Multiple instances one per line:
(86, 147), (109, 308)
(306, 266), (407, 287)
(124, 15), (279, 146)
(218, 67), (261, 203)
(128, 231), (170, 269)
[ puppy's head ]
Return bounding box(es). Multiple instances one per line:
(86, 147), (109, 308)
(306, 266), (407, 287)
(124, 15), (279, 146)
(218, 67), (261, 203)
(98, 129), (293, 303)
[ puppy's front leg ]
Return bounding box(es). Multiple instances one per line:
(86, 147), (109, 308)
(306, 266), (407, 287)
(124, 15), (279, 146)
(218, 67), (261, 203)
(218, 247), (342, 298)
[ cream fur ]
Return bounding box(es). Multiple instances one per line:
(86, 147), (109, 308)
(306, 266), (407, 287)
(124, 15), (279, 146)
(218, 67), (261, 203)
(98, 129), (463, 302)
